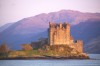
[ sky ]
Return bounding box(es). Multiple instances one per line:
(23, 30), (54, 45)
(0, 0), (100, 27)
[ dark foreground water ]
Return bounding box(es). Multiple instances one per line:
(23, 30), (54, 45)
(0, 54), (100, 66)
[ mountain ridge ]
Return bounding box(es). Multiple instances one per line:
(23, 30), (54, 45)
(0, 10), (100, 53)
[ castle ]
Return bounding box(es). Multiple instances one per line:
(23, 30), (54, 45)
(48, 22), (83, 53)
(32, 22), (83, 53)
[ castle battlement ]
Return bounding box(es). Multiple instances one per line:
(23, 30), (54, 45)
(49, 22), (70, 29)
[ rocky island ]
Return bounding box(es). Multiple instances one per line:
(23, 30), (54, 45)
(0, 22), (89, 60)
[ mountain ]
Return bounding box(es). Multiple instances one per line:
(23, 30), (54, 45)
(71, 20), (100, 44)
(0, 10), (100, 53)
(0, 23), (14, 32)
(71, 20), (100, 53)
(84, 36), (100, 53)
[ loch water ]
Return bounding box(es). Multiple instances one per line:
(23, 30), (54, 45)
(0, 54), (100, 66)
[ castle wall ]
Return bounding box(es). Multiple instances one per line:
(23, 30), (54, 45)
(49, 25), (55, 45)
(48, 22), (71, 45)
(65, 23), (71, 45)
(53, 27), (67, 45)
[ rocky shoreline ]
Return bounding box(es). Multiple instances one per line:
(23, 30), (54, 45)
(0, 55), (89, 60)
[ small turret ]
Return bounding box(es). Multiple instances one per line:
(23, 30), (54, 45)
(66, 23), (70, 29)
(75, 40), (83, 53)
(49, 22), (55, 28)
(59, 23), (62, 28)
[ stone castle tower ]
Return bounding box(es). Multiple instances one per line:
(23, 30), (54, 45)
(48, 22), (83, 53)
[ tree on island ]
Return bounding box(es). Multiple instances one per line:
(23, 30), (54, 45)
(0, 43), (9, 58)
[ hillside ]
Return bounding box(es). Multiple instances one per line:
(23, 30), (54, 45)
(84, 36), (100, 53)
(0, 23), (14, 32)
